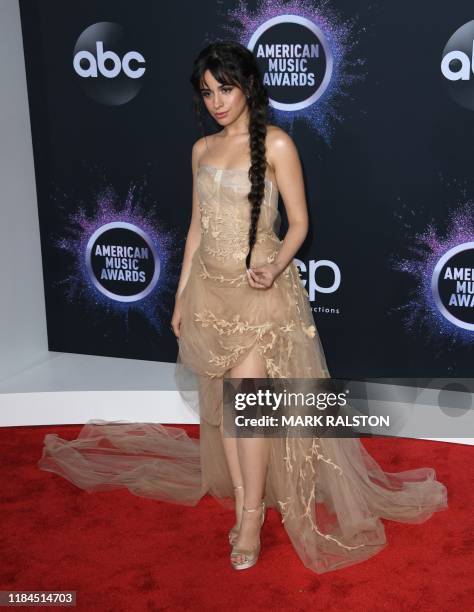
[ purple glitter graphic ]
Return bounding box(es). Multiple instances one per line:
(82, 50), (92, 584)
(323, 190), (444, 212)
(218, 0), (367, 144)
(51, 177), (178, 336)
(390, 200), (474, 346)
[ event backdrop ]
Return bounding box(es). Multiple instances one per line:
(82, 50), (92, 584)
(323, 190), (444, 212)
(19, 0), (474, 376)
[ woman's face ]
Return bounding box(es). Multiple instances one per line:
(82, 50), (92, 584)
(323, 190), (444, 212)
(200, 69), (248, 126)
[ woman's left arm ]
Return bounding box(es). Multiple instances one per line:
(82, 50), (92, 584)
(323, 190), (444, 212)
(247, 128), (309, 289)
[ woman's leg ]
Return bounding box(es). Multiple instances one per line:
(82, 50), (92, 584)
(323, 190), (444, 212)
(219, 414), (244, 531)
(228, 343), (270, 562)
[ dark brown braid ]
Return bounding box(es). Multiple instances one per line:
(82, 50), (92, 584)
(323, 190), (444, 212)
(189, 41), (270, 269)
(245, 75), (269, 269)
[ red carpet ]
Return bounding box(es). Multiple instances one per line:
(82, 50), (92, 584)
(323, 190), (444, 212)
(1, 425), (471, 611)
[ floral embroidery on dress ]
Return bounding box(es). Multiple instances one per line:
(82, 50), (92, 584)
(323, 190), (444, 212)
(193, 310), (274, 337)
(201, 214), (209, 230)
(233, 250), (247, 261)
(183, 167), (389, 561)
(206, 341), (249, 375)
(198, 255), (247, 286)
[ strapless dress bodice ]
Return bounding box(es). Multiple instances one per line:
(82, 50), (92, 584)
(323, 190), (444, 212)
(196, 164), (278, 210)
(195, 165), (281, 274)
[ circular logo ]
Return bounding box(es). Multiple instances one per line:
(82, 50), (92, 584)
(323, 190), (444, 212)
(438, 382), (472, 418)
(73, 22), (146, 105)
(431, 241), (474, 330)
(86, 222), (160, 302)
(247, 15), (333, 111)
(441, 20), (474, 111)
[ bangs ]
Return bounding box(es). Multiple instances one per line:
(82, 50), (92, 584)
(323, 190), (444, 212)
(199, 62), (239, 90)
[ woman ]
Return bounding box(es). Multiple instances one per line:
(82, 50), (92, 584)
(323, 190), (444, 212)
(38, 41), (448, 574)
(174, 41), (328, 570)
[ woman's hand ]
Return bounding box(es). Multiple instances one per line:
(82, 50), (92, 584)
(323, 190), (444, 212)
(246, 262), (282, 289)
(171, 294), (183, 339)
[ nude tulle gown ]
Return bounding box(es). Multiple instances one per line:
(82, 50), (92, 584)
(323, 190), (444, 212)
(38, 165), (448, 574)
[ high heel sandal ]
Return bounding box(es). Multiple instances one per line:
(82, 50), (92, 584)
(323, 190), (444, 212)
(228, 485), (244, 546)
(230, 500), (266, 571)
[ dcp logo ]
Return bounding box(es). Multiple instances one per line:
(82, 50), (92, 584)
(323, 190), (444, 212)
(295, 258), (341, 301)
(73, 22), (146, 105)
(441, 20), (474, 110)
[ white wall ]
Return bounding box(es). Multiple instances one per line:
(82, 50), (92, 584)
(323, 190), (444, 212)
(0, 0), (49, 383)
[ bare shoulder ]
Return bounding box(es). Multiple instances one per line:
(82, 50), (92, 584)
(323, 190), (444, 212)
(192, 133), (215, 166)
(266, 124), (296, 151)
(265, 124), (298, 169)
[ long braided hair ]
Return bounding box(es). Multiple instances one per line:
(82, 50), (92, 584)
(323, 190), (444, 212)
(190, 41), (270, 269)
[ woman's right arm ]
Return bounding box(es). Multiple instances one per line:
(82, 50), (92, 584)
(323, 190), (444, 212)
(174, 137), (205, 300)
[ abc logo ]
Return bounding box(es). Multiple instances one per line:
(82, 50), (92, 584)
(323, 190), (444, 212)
(441, 20), (474, 110)
(73, 22), (145, 105)
(74, 42), (145, 79)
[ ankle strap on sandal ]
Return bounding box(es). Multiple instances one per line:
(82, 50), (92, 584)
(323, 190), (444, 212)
(243, 501), (265, 513)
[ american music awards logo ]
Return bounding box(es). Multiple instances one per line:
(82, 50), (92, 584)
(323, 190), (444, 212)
(390, 201), (474, 345)
(86, 222), (160, 302)
(248, 15), (333, 111)
(51, 176), (177, 334)
(221, 0), (366, 143)
(431, 242), (474, 331)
